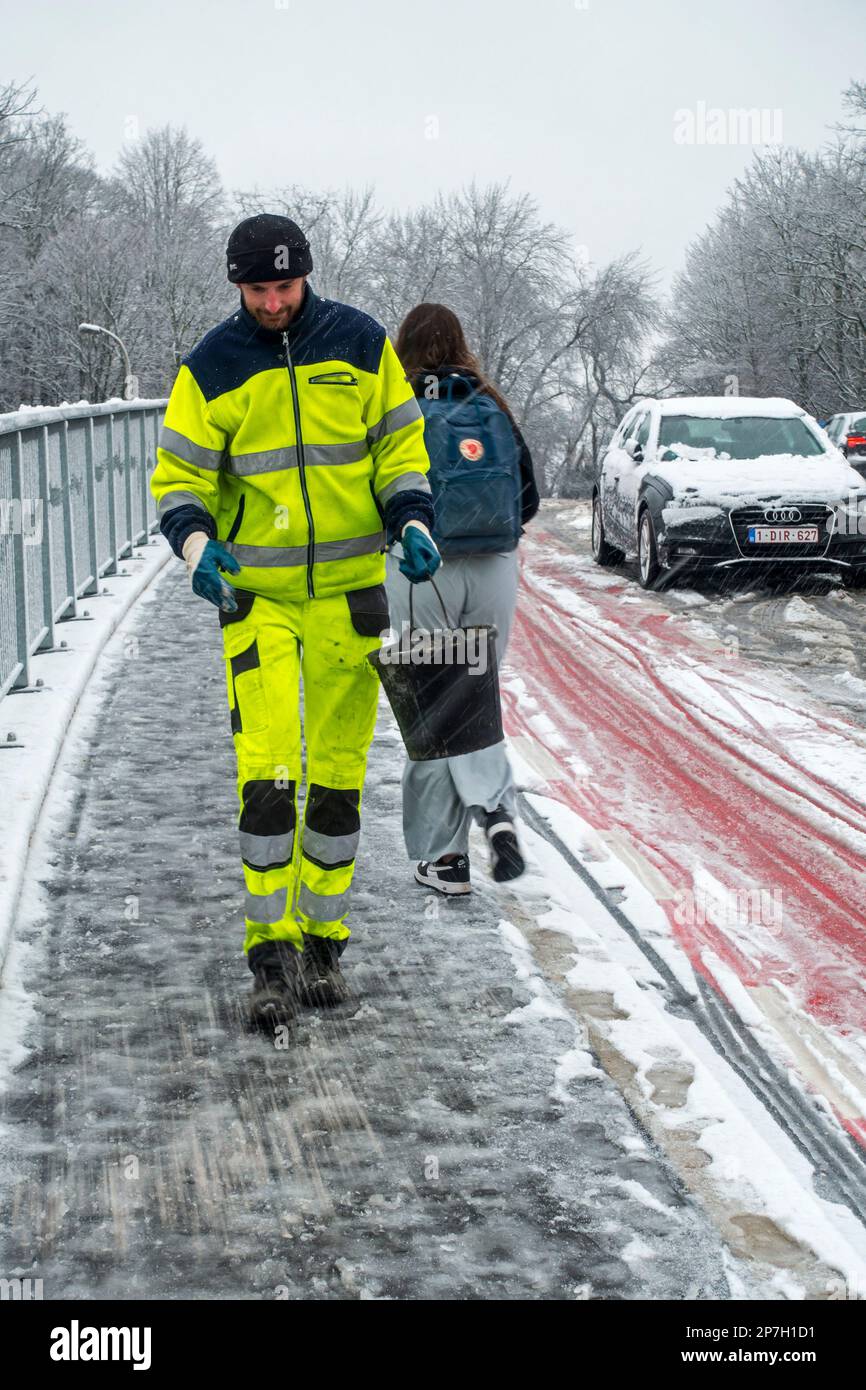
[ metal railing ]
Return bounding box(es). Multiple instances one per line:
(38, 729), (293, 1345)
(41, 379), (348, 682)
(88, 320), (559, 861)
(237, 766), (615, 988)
(0, 399), (168, 703)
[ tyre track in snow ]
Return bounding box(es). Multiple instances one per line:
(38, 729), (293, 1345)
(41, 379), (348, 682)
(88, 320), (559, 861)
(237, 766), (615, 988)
(527, 555), (866, 848)
(517, 796), (866, 1227)
(516, 562), (866, 954)
(506, 529), (866, 1147)
(508, 582), (866, 1014)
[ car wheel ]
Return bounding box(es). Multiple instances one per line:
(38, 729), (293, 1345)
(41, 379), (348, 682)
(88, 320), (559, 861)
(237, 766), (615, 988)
(637, 508), (661, 589)
(591, 493), (625, 566)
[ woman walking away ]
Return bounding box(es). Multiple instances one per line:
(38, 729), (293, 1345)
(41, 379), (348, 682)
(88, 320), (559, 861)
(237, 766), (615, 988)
(386, 303), (540, 895)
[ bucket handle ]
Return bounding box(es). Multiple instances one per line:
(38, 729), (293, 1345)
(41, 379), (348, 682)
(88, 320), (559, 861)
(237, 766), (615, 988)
(408, 576), (456, 635)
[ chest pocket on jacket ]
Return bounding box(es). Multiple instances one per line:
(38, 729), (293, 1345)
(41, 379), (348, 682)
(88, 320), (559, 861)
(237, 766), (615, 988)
(308, 372), (359, 386)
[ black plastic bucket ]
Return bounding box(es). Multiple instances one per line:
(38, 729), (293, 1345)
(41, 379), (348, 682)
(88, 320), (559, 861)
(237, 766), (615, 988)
(369, 580), (503, 761)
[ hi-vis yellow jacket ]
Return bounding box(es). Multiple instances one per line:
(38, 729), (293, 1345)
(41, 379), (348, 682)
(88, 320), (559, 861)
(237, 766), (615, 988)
(150, 284), (433, 601)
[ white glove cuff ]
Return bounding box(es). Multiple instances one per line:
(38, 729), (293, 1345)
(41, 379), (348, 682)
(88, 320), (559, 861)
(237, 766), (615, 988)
(181, 530), (210, 576)
(401, 520), (432, 539)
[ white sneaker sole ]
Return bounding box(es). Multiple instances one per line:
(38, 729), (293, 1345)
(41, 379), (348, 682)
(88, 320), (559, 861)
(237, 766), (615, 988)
(413, 868), (472, 895)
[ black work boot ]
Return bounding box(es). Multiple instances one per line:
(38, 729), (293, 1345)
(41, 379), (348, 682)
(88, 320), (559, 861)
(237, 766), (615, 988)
(299, 934), (350, 1007)
(247, 940), (302, 1031)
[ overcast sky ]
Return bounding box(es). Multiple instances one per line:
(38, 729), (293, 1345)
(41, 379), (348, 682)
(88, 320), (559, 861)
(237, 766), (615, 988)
(2, 0), (862, 288)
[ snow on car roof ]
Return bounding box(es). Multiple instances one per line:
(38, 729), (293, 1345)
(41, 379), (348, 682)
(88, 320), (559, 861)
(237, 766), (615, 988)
(655, 396), (804, 418)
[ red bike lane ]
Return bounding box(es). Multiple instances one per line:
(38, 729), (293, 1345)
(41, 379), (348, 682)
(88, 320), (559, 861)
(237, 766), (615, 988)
(504, 529), (866, 1143)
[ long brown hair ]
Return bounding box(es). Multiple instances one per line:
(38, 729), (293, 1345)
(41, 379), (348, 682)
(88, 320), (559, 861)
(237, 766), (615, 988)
(395, 303), (513, 418)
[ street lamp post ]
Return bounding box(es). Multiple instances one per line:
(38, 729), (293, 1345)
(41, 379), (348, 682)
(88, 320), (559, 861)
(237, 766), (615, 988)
(78, 323), (138, 401)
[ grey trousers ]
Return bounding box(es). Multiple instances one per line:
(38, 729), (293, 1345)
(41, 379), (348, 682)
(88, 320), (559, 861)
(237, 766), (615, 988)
(384, 547), (520, 861)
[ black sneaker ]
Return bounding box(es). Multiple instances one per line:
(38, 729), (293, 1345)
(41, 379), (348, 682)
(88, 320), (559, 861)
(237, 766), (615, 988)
(414, 855), (471, 895)
(247, 940), (301, 1031)
(299, 934), (350, 1007)
(483, 808), (525, 882)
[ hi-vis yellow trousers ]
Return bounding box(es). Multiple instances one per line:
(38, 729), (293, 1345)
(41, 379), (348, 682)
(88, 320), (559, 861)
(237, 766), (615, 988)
(219, 584), (388, 954)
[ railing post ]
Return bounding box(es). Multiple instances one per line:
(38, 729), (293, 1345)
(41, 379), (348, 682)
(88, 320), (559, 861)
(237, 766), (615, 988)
(121, 411), (134, 559)
(36, 425), (57, 652)
(149, 410), (160, 535)
(82, 416), (99, 596)
(138, 412), (149, 543)
(104, 412), (118, 576)
(9, 430), (31, 690)
(58, 419), (79, 618)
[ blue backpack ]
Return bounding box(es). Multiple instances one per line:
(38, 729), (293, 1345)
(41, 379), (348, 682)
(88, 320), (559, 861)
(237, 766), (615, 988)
(419, 374), (523, 556)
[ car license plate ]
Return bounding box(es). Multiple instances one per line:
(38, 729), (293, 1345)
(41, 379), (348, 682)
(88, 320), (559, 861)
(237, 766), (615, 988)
(747, 526), (819, 544)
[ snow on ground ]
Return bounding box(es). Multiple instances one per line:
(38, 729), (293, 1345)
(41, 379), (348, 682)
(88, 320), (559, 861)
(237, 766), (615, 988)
(658, 587), (711, 607)
(521, 552), (866, 836)
(496, 779), (866, 1296)
(0, 559), (749, 1299)
(0, 534), (171, 974)
(1, 520), (865, 1296)
(835, 670), (866, 699)
(556, 505), (592, 532)
(505, 519), (866, 1282)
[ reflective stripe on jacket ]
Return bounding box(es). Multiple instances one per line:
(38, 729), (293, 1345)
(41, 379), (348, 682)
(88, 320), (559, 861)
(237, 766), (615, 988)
(149, 284), (432, 601)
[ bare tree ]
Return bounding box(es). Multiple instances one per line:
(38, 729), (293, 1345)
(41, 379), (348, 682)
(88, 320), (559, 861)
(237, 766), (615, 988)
(0, 85), (97, 407)
(0, 78), (41, 227)
(108, 126), (229, 385)
(115, 126), (223, 233)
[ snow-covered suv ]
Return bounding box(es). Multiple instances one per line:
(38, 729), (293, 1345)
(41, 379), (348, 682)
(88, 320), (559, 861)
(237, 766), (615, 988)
(591, 396), (866, 589)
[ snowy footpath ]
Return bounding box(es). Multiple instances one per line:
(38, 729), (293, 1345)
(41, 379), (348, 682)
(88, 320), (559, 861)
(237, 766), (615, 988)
(0, 548), (749, 1301)
(1, 542), (866, 1300)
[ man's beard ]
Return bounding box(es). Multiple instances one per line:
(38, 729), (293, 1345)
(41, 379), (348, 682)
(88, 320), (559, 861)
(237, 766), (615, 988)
(248, 305), (294, 330)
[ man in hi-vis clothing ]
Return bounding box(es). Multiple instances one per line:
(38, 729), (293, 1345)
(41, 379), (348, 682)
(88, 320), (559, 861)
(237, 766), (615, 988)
(150, 214), (440, 1029)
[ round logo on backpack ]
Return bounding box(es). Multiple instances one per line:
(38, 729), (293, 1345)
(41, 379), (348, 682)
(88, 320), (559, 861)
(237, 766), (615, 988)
(459, 438), (485, 461)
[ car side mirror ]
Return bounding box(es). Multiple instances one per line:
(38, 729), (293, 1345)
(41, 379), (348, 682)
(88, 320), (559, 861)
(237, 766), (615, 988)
(623, 437), (644, 463)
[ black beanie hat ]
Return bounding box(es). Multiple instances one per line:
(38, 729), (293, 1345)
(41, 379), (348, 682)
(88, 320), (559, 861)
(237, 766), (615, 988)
(226, 213), (313, 283)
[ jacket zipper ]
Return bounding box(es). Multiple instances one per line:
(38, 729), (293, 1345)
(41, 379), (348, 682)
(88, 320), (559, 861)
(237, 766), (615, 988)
(282, 331), (315, 598)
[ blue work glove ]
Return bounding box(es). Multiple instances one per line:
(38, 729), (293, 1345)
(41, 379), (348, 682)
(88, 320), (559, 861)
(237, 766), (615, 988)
(182, 533), (241, 612)
(399, 522), (441, 584)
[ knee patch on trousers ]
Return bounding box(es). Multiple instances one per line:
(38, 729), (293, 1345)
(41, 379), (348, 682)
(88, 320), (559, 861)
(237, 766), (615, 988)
(239, 779), (296, 870)
(302, 784), (360, 870)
